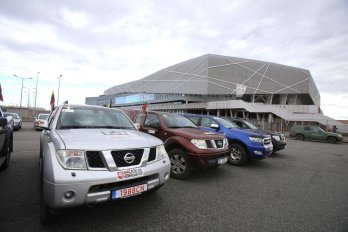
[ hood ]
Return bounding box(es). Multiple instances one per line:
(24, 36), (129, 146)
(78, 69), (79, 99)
(229, 128), (269, 138)
(167, 128), (225, 140)
(326, 132), (342, 137)
(56, 129), (163, 150)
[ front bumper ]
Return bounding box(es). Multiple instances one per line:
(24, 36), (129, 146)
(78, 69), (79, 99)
(43, 159), (171, 209)
(248, 143), (273, 159)
(188, 150), (230, 168)
(272, 139), (287, 152)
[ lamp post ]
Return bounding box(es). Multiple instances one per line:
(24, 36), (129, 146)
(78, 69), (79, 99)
(57, 74), (62, 106)
(34, 72), (40, 117)
(13, 74), (33, 107)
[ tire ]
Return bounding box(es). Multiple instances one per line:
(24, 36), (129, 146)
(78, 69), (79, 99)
(296, 134), (304, 140)
(327, 136), (337, 144)
(168, 149), (192, 179)
(228, 143), (247, 166)
(0, 140), (11, 170)
(39, 157), (54, 225)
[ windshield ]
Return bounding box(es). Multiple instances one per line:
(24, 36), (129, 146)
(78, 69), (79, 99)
(57, 106), (135, 129)
(242, 120), (258, 129)
(214, 117), (238, 129)
(160, 113), (197, 128)
(38, 114), (49, 120)
(4, 113), (19, 119)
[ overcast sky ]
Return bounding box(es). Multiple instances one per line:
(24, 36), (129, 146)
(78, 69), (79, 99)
(0, 0), (347, 119)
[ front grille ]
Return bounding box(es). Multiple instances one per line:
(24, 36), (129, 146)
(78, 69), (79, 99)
(86, 151), (105, 168)
(111, 149), (144, 167)
(263, 138), (272, 145)
(88, 174), (158, 193)
(214, 140), (224, 148)
(148, 147), (156, 162)
(206, 140), (214, 148)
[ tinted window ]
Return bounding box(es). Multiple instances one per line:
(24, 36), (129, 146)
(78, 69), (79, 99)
(304, 126), (311, 131)
(160, 113), (196, 128)
(144, 114), (160, 128)
(187, 116), (199, 125)
(214, 117), (238, 128)
(201, 117), (215, 127)
(135, 113), (144, 125)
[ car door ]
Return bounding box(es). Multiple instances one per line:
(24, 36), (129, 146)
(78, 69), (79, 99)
(303, 126), (312, 139)
(141, 113), (164, 140)
(310, 127), (326, 140)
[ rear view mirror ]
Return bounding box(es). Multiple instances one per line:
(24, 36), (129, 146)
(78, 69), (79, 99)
(210, 123), (219, 129)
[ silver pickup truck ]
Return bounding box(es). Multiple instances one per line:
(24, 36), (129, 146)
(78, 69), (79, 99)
(39, 104), (171, 224)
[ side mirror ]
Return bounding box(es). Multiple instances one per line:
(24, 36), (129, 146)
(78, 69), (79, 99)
(210, 123), (219, 129)
(149, 121), (160, 129)
(134, 123), (140, 130)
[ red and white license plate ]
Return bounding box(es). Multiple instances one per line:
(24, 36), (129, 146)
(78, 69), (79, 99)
(112, 184), (148, 199)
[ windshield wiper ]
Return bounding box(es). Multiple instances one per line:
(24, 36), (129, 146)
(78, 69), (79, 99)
(180, 126), (196, 128)
(59, 126), (87, 129)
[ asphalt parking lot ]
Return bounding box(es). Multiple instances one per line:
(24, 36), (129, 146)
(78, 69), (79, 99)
(0, 122), (347, 232)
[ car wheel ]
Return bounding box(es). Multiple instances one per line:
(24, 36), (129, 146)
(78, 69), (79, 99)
(39, 157), (54, 225)
(168, 149), (191, 179)
(228, 144), (247, 166)
(295, 134), (304, 140)
(0, 141), (11, 170)
(327, 136), (337, 144)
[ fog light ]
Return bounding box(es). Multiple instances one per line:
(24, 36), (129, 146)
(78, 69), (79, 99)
(64, 191), (75, 199)
(254, 150), (263, 155)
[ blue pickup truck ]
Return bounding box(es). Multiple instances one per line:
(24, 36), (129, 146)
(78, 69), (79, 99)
(184, 114), (273, 166)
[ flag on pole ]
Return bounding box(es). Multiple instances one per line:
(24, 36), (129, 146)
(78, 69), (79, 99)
(107, 99), (112, 108)
(0, 83), (3, 101)
(50, 90), (55, 111)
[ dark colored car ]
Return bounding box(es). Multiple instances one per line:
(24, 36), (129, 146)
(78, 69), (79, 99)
(0, 107), (13, 170)
(228, 118), (286, 153)
(3, 112), (22, 131)
(129, 110), (230, 179)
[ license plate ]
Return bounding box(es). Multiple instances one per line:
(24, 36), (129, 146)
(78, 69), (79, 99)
(217, 157), (228, 164)
(116, 168), (143, 180)
(112, 184), (148, 199)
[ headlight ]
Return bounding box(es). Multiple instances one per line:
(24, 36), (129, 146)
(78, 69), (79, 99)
(272, 135), (281, 140)
(156, 145), (167, 160)
(56, 150), (87, 170)
(338, 134), (342, 137)
(249, 137), (263, 143)
(191, 139), (208, 149)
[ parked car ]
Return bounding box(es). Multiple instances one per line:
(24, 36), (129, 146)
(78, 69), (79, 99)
(227, 118), (286, 153)
(184, 114), (273, 166)
(34, 113), (50, 130)
(5, 115), (14, 131)
(0, 107), (13, 170)
(290, 125), (342, 144)
(39, 104), (170, 224)
(128, 110), (229, 179)
(3, 112), (22, 131)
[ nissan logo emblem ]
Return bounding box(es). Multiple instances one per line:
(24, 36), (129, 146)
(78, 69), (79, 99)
(124, 153), (135, 164)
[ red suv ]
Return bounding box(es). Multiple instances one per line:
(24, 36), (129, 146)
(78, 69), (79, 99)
(125, 110), (229, 179)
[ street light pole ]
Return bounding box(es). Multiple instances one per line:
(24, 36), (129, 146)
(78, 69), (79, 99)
(34, 72), (40, 117)
(34, 72), (39, 109)
(13, 74), (32, 107)
(57, 74), (62, 106)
